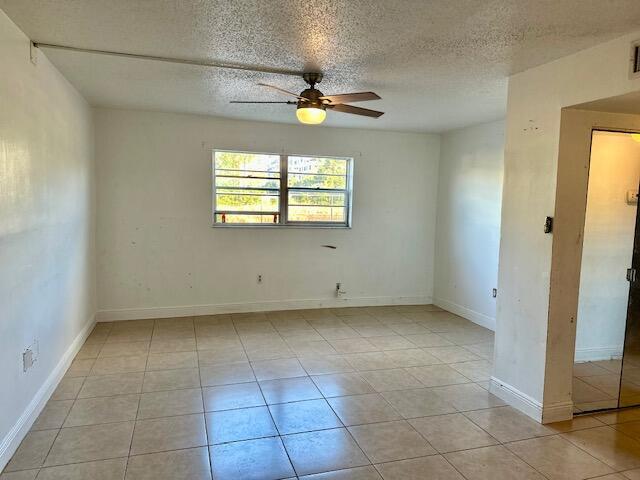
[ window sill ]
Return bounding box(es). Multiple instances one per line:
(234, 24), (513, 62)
(211, 223), (352, 230)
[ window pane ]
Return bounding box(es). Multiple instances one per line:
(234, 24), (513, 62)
(288, 191), (346, 207)
(288, 205), (346, 223)
(215, 151), (280, 173)
(215, 213), (280, 224)
(287, 173), (346, 189)
(216, 193), (279, 212)
(216, 176), (280, 189)
(287, 156), (348, 190)
(288, 156), (347, 175)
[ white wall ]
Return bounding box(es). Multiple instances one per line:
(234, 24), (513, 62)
(0, 10), (95, 469)
(492, 29), (640, 423)
(575, 131), (640, 362)
(433, 120), (504, 330)
(94, 108), (440, 319)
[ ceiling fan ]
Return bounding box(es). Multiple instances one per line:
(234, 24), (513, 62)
(230, 73), (384, 125)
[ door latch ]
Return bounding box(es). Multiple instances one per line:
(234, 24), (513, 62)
(627, 268), (637, 283)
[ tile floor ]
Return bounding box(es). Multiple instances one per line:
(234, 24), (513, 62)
(5, 305), (640, 479)
(573, 357), (640, 412)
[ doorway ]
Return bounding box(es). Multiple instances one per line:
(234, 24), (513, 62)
(573, 130), (640, 413)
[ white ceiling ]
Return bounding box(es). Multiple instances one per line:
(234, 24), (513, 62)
(3, 1), (640, 132)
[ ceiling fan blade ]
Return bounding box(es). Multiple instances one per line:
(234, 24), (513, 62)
(329, 103), (384, 118)
(257, 83), (306, 100)
(230, 101), (296, 104)
(320, 92), (380, 103)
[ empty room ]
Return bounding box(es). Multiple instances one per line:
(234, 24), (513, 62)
(4, 1), (640, 479)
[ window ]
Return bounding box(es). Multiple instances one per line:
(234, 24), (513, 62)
(213, 150), (352, 227)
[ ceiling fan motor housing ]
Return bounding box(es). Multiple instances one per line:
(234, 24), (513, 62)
(299, 87), (325, 110)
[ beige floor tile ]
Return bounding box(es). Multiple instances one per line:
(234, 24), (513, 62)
(382, 349), (441, 368)
(4, 430), (58, 472)
(98, 341), (149, 358)
(193, 314), (232, 326)
(424, 346), (482, 363)
(78, 372), (144, 398)
(439, 329), (494, 346)
(142, 367), (200, 392)
(410, 413), (498, 453)
(462, 342), (494, 360)
(36, 457), (127, 480)
(31, 400), (73, 430)
(374, 455), (465, 479)
(149, 337), (196, 353)
(200, 362), (255, 386)
(50, 377), (85, 401)
(359, 368), (422, 392)
(366, 336), (417, 351)
(260, 376), (322, 404)
(464, 406), (554, 442)
(210, 436), (294, 480)
(352, 325), (396, 338)
(288, 339), (339, 357)
(75, 343), (103, 360)
(0, 471), (39, 479)
(344, 352), (394, 371)
(311, 373), (376, 398)
(125, 447), (211, 480)
(299, 356), (355, 375)
(546, 415), (605, 433)
(90, 355), (147, 376)
(624, 468), (640, 479)
(449, 360), (492, 382)
(67, 358), (96, 377)
(330, 338), (379, 354)
(405, 365), (470, 387)
(445, 445), (545, 479)
(251, 358), (309, 382)
(245, 344), (296, 362)
(269, 399), (342, 434)
(206, 406), (278, 443)
(563, 426), (640, 470)
(595, 409), (640, 425)
(106, 329), (152, 344)
(431, 383), (506, 411)
(402, 334), (453, 348)
(203, 382), (265, 411)
(145, 351), (198, 371)
(197, 347), (247, 366)
(327, 393), (401, 426)
(381, 388), (457, 418)
(573, 377), (613, 404)
(64, 394), (139, 427)
(283, 428), (370, 476)
(387, 323), (430, 335)
(614, 420), (640, 441)
(348, 420), (435, 463)
(196, 335), (242, 351)
(299, 465), (382, 479)
(574, 361), (613, 377)
(137, 388), (203, 419)
(317, 326), (360, 340)
(506, 435), (614, 480)
(130, 413), (207, 454)
(44, 421), (134, 466)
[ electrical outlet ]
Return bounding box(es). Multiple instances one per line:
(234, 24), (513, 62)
(336, 282), (347, 297)
(257, 274), (263, 284)
(492, 288), (497, 298)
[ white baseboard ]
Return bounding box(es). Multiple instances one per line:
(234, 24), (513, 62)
(0, 315), (96, 472)
(574, 346), (623, 363)
(489, 376), (573, 424)
(433, 297), (495, 331)
(96, 295), (433, 322)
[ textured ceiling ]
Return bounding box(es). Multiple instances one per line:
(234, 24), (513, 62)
(3, 1), (640, 132)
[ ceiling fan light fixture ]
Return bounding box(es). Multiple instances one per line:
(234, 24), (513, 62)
(296, 104), (326, 125)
